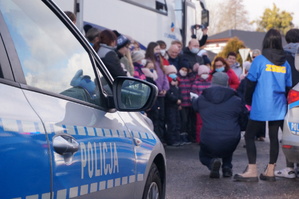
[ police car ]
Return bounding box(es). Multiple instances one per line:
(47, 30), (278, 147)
(281, 45), (299, 164)
(0, 0), (166, 199)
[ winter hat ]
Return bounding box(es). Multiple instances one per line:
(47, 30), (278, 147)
(131, 50), (145, 63)
(113, 30), (130, 50)
(211, 72), (229, 87)
(179, 60), (190, 70)
(193, 63), (200, 72)
(164, 65), (177, 75)
(197, 64), (210, 76)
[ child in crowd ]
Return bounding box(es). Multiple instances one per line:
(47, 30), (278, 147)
(177, 62), (196, 144)
(142, 60), (160, 132)
(191, 64), (211, 143)
(131, 50), (146, 80)
(164, 65), (182, 146)
(141, 60), (158, 85)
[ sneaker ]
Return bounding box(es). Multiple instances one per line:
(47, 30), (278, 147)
(180, 132), (191, 145)
(274, 167), (296, 179)
(209, 158), (221, 178)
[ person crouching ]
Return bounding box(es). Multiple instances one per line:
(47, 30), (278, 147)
(191, 72), (243, 178)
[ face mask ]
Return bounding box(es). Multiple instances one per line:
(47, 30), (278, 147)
(201, 74), (209, 80)
(215, 67), (225, 72)
(190, 48), (199, 54)
(160, 49), (166, 56)
(169, 73), (177, 80)
(179, 70), (187, 77)
(141, 59), (147, 66)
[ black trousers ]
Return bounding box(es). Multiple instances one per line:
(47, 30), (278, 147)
(165, 106), (181, 145)
(147, 96), (166, 142)
(180, 106), (196, 142)
(245, 119), (283, 164)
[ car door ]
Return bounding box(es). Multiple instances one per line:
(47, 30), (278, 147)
(0, 1), (137, 198)
(0, 14), (51, 199)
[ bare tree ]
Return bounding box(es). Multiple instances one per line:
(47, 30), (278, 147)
(207, 0), (252, 35)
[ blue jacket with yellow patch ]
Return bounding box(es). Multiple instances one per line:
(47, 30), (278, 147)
(246, 49), (292, 121)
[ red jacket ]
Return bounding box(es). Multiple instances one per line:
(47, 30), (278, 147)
(227, 69), (240, 90)
(211, 69), (240, 90)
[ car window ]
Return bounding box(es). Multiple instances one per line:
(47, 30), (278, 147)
(0, 0), (107, 104)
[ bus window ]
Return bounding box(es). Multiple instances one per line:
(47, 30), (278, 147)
(121, 0), (167, 14)
(156, 0), (167, 13)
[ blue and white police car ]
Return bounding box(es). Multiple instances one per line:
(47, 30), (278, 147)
(0, 0), (166, 199)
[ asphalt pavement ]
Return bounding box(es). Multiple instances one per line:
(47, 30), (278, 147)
(165, 131), (299, 199)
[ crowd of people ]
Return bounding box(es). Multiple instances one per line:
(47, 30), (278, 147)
(65, 11), (299, 182)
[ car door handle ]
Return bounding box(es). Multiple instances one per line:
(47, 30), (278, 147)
(53, 134), (79, 155)
(134, 138), (142, 146)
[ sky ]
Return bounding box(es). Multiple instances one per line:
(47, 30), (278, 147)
(206, 0), (299, 27)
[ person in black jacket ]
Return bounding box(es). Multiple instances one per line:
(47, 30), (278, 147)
(164, 65), (182, 146)
(192, 72), (243, 178)
(97, 30), (127, 79)
(180, 39), (204, 71)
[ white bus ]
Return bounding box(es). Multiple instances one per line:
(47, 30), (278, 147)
(55, 0), (208, 48)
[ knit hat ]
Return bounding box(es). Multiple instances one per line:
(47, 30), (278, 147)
(193, 63), (200, 72)
(164, 65), (177, 75)
(197, 64), (210, 76)
(179, 60), (190, 70)
(211, 72), (229, 87)
(113, 30), (130, 50)
(131, 50), (145, 63)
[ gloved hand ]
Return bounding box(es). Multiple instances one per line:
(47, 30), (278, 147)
(190, 92), (199, 100)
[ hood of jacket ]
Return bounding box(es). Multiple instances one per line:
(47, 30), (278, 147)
(202, 86), (236, 104)
(262, 48), (286, 66)
(284, 43), (299, 57)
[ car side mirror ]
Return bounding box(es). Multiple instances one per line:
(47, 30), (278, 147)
(112, 77), (158, 111)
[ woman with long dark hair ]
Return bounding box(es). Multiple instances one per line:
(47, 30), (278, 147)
(234, 29), (292, 182)
(145, 42), (169, 143)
